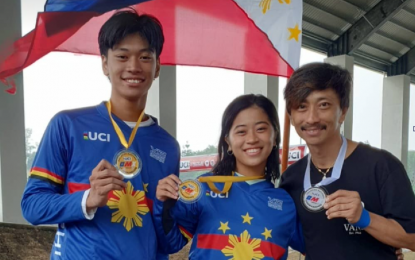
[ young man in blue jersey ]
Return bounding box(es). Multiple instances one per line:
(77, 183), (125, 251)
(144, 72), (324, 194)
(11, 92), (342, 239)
(280, 62), (415, 259)
(154, 94), (305, 260)
(21, 10), (180, 260)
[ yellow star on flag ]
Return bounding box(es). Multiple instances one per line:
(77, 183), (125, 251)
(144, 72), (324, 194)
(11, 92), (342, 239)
(288, 24), (301, 42)
(143, 183), (149, 193)
(218, 221), (231, 234)
(241, 212), (253, 225)
(261, 227), (272, 240)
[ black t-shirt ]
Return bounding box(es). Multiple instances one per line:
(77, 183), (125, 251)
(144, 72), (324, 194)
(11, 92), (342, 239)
(280, 143), (415, 260)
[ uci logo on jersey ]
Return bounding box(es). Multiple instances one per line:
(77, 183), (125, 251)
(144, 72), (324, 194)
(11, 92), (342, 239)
(205, 190), (229, 199)
(83, 132), (110, 142)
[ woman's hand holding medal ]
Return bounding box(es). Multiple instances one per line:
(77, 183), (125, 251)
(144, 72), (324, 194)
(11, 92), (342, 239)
(156, 174), (181, 202)
(86, 159), (127, 211)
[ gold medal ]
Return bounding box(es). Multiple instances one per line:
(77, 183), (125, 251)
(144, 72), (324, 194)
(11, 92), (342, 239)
(114, 150), (142, 179)
(106, 101), (144, 179)
(178, 180), (202, 204)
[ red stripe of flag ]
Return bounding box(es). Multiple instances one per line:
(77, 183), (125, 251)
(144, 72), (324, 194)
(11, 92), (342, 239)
(58, 0), (293, 76)
(147, 197), (153, 214)
(1, 0), (292, 83)
(68, 182), (91, 194)
(260, 240), (286, 259)
(0, 12), (97, 81)
(197, 234), (229, 250)
(197, 234), (285, 259)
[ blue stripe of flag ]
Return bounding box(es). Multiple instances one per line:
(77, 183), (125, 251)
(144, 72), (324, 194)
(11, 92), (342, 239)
(44, 0), (151, 13)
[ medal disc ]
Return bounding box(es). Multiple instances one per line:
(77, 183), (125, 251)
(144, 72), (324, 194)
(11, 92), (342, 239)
(114, 150), (142, 179)
(178, 180), (202, 204)
(301, 187), (327, 212)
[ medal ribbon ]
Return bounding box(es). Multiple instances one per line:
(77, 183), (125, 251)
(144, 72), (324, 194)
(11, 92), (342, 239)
(105, 101), (144, 149)
(304, 135), (347, 190)
(198, 174), (265, 194)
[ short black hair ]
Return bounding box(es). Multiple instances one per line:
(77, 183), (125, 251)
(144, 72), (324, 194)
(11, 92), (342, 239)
(98, 9), (164, 58)
(212, 94), (281, 182)
(284, 62), (352, 114)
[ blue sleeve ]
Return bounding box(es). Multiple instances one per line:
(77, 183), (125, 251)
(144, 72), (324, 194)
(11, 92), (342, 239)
(21, 114), (86, 225)
(289, 213), (306, 254)
(153, 197), (199, 254)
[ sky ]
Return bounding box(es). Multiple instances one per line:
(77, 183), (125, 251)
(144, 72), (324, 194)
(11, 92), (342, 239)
(20, 0), (415, 153)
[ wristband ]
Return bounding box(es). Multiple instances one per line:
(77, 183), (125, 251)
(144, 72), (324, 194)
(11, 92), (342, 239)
(351, 208), (371, 229)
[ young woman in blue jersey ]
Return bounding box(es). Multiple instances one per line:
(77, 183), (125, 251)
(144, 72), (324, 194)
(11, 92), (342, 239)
(154, 94), (304, 260)
(21, 10), (180, 260)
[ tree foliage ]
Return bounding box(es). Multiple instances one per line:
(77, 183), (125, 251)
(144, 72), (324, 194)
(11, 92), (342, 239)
(181, 141), (218, 157)
(25, 128), (38, 173)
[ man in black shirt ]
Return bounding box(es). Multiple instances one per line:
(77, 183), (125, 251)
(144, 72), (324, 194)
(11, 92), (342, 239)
(280, 62), (415, 259)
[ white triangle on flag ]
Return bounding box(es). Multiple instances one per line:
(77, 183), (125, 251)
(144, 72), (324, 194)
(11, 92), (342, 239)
(233, 0), (303, 71)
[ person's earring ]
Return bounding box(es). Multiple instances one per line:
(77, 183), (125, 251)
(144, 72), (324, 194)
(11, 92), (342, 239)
(227, 150), (233, 156)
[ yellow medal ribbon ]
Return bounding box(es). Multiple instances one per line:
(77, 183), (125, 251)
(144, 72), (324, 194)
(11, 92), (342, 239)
(105, 101), (144, 149)
(198, 174), (265, 194)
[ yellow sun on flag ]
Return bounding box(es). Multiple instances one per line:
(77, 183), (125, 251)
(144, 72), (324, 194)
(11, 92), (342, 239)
(107, 181), (150, 232)
(259, 0), (291, 14)
(259, 0), (272, 14)
(221, 230), (265, 260)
